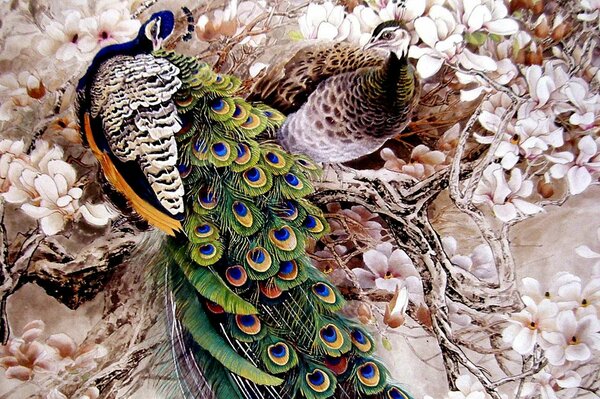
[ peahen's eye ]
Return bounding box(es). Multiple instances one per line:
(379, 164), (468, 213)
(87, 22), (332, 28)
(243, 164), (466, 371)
(381, 31), (394, 40)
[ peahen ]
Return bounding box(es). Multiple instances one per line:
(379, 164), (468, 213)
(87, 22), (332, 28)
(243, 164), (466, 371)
(76, 10), (414, 399)
(248, 20), (420, 163)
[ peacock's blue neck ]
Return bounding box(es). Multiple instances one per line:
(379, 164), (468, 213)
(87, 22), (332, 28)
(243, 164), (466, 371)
(77, 35), (151, 92)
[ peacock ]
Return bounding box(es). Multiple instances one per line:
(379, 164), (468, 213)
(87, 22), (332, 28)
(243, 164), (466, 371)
(248, 20), (419, 163)
(76, 10), (414, 399)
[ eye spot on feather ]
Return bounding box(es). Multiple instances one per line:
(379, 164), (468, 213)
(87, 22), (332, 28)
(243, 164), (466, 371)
(269, 226), (297, 251)
(267, 343), (290, 366)
(387, 387), (410, 399)
(319, 324), (344, 349)
(351, 328), (372, 353)
(312, 282), (336, 304)
(235, 143), (252, 165)
(198, 189), (217, 209)
(284, 173), (303, 189)
(306, 369), (330, 392)
(226, 265), (247, 287)
(236, 314), (261, 335)
(260, 282), (282, 299)
(246, 247), (272, 272)
(232, 201), (253, 227)
(277, 260), (298, 281)
(357, 362), (380, 387)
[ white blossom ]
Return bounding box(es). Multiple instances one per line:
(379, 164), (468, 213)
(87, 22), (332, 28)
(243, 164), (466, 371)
(478, 103), (564, 169)
(37, 11), (97, 62)
(80, 9), (140, 51)
(521, 370), (582, 399)
(447, 0), (519, 35)
(541, 311), (600, 365)
(561, 78), (600, 130)
(410, 5), (496, 79)
(298, 2), (354, 41)
(442, 236), (496, 279)
(1, 141), (115, 235)
(547, 135), (600, 195)
(354, 242), (424, 304)
(502, 297), (558, 355)
(473, 163), (543, 222)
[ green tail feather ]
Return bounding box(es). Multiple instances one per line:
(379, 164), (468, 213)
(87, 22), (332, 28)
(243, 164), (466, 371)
(152, 48), (413, 399)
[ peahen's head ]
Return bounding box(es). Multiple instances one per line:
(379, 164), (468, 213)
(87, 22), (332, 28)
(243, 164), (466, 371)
(141, 10), (175, 51)
(364, 20), (411, 58)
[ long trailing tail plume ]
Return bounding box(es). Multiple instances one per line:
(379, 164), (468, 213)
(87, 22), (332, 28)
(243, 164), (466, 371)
(76, 9), (414, 399)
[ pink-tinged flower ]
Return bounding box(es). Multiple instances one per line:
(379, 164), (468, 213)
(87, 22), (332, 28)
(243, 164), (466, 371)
(4, 159), (83, 235)
(327, 203), (384, 241)
(80, 9), (140, 50)
(448, 0), (519, 35)
(37, 11), (97, 62)
(575, 227), (600, 268)
(381, 145), (446, 180)
(524, 62), (570, 111)
(46, 333), (107, 372)
(384, 285), (409, 328)
(502, 297), (558, 355)
(298, 2), (355, 41)
(410, 5), (497, 79)
(520, 273), (581, 304)
(547, 135), (600, 195)
(477, 92), (513, 133)
(47, 115), (81, 144)
(0, 71), (46, 121)
(80, 387), (100, 399)
(442, 236), (496, 279)
(2, 141), (115, 235)
(561, 78), (600, 130)
(0, 139), (26, 191)
(0, 321), (57, 381)
(555, 277), (600, 315)
(473, 163), (543, 222)
(478, 103), (564, 170)
(46, 389), (67, 399)
(437, 123), (461, 153)
(521, 370), (581, 399)
(354, 242), (424, 302)
(349, 5), (383, 46)
(541, 311), (600, 365)
(447, 374), (496, 399)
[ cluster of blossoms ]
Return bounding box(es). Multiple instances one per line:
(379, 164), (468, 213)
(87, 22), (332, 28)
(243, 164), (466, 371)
(0, 320), (106, 389)
(195, 0), (270, 46)
(502, 271), (600, 397)
(297, 0), (600, 225)
(1, 139), (115, 235)
(0, 0), (139, 122)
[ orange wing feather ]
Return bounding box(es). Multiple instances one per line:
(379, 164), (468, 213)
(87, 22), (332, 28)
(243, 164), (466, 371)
(84, 112), (182, 236)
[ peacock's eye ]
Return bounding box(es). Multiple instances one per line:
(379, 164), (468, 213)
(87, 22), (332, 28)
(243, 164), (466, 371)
(151, 22), (158, 37)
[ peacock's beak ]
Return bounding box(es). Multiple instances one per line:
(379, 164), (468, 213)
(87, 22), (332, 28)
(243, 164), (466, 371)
(152, 37), (163, 51)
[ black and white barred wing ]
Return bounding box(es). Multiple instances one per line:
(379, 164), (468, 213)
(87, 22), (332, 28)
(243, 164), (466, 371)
(88, 53), (185, 217)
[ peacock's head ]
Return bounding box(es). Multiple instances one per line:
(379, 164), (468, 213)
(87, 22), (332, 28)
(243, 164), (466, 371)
(363, 21), (411, 58)
(142, 10), (175, 51)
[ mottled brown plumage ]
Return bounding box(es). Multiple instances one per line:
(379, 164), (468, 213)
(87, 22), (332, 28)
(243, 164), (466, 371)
(248, 22), (420, 163)
(249, 41), (384, 114)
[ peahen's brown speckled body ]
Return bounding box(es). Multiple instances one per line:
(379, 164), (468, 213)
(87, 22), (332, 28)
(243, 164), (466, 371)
(249, 23), (420, 162)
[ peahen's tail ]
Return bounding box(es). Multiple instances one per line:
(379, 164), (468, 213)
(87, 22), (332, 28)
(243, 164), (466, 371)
(154, 49), (414, 399)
